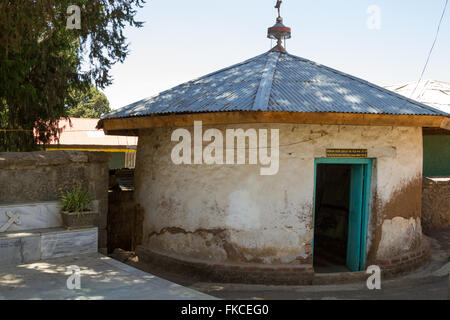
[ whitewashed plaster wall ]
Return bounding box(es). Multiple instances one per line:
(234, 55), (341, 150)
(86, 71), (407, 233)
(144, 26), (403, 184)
(135, 123), (423, 266)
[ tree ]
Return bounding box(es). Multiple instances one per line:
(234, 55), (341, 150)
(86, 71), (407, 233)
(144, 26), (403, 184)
(68, 84), (111, 118)
(0, 1), (145, 151)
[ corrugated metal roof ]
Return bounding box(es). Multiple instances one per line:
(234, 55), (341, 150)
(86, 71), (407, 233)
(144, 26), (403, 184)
(384, 80), (450, 114)
(101, 51), (449, 120)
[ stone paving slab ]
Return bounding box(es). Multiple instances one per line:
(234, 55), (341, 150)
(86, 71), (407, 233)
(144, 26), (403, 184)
(0, 253), (215, 300)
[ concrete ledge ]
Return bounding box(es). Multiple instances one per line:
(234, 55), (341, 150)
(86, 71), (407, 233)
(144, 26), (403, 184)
(136, 246), (315, 285)
(0, 227), (98, 266)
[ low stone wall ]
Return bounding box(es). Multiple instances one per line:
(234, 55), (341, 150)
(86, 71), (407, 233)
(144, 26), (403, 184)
(0, 151), (110, 252)
(422, 177), (450, 229)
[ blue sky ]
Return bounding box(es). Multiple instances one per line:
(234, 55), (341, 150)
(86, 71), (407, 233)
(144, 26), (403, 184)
(102, 0), (450, 110)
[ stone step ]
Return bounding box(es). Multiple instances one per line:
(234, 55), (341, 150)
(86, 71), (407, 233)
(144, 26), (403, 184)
(0, 227), (98, 266)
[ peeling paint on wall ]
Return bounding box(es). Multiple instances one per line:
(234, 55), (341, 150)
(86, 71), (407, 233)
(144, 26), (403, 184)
(377, 217), (422, 259)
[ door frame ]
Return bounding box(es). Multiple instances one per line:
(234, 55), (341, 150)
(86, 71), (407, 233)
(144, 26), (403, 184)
(312, 158), (373, 271)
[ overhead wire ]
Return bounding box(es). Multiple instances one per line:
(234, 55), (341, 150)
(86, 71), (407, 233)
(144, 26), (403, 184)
(410, 0), (448, 99)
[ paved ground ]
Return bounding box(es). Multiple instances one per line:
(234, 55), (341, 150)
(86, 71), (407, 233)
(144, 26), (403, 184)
(0, 253), (214, 300)
(1, 229), (448, 300)
(111, 229), (450, 300)
(190, 272), (449, 300)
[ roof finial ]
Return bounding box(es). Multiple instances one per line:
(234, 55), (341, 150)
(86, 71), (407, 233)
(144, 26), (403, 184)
(275, 0), (282, 18)
(268, 0), (291, 53)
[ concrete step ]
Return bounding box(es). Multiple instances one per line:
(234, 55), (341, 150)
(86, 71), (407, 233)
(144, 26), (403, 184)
(0, 227), (97, 266)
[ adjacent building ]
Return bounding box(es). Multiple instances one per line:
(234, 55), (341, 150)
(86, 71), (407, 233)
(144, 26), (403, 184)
(45, 118), (138, 169)
(385, 80), (450, 177)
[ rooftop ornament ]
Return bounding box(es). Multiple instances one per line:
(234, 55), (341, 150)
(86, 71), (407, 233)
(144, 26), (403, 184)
(267, 0), (292, 53)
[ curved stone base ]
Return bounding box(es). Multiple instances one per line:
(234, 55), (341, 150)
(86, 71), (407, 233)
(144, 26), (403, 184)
(136, 246), (315, 285)
(376, 236), (431, 277)
(136, 236), (431, 285)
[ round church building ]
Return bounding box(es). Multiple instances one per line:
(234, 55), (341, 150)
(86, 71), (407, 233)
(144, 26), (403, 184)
(99, 9), (449, 284)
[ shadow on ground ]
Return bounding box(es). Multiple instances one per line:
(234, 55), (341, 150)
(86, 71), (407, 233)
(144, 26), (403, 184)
(110, 229), (450, 300)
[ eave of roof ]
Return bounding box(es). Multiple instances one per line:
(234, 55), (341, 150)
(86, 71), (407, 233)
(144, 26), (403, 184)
(100, 111), (450, 137)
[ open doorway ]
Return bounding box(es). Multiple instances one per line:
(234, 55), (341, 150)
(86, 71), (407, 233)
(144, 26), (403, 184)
(313, 159), (372, 273)
(313, 164), (351, 272)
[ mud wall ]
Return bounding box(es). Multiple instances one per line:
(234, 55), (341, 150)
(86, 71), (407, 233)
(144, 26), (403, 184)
(134, 123), (423, 267)
(422, 177), (450, 229)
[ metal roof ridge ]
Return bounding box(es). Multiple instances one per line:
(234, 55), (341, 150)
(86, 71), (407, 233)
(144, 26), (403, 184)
(285, 53), (449, 117)
(252, 52), (280, 110)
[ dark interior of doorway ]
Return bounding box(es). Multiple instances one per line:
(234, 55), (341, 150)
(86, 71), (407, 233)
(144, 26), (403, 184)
(313, 164), (351, 273)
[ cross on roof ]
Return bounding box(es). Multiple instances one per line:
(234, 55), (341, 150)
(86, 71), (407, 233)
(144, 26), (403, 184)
(275, 1), (282, 18)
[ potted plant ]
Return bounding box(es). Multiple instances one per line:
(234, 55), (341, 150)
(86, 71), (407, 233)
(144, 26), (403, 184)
(60, 185), (98, 229)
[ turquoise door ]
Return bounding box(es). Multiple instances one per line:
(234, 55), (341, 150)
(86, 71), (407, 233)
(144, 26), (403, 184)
(313, 158), (372, 272)
(346, 164), (364, 271)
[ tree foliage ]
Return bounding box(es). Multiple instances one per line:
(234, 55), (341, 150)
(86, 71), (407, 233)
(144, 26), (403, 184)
(68, 84), (111, 118)
(0, 0), (145, 151)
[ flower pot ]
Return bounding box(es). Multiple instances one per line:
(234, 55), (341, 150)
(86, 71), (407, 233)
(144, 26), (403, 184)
(61, 211), (98, 229)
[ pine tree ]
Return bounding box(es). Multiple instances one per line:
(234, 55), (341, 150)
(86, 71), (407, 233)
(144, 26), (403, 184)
(0, 0), (145, 151)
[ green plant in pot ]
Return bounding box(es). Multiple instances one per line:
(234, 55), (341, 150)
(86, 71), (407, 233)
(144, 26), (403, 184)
(60, 185), (98, 229)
